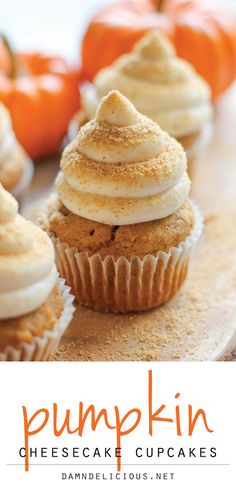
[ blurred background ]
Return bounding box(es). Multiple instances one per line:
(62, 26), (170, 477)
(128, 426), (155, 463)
(0, 0), (235, 62)
(0, 0), (111, 62)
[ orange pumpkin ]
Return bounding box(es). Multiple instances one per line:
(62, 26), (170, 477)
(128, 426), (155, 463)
(0, 38), (81, 160)
(81, 0), (236, 99)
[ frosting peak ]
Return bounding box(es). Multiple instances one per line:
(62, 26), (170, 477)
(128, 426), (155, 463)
(0, 185), (57, 319)
(135, 30), (175, 60)
(84, 31), (213, 138)
(96, 90), (139, 127)
(58, 91), (190, 226)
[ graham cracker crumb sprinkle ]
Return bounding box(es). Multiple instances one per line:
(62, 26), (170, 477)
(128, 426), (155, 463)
(53, 208), (236, 362)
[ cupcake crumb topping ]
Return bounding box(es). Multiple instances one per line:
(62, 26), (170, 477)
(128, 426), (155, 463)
(57, 90), (190, 226)
(96, 89), (138, 127)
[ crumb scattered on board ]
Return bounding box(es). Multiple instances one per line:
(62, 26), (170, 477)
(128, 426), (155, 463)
(54, 207), (236, 362)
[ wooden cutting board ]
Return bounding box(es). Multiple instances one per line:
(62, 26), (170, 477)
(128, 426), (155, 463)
(23, 85), (236, 361)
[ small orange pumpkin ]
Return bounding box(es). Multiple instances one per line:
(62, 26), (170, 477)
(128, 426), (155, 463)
(81, 0), (236, 99)
(0, 36), (81, 160)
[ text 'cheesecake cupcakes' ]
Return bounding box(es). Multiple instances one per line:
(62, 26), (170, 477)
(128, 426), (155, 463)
(0, 103), (33, 201)
(39, 90), (203, 313)
(0, 184), (74, 361)
(79, 31), (213, 162)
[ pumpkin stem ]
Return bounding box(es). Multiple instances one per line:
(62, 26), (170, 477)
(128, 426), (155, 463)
(0, 34), (17, 78)
(156, 0), (165, 11)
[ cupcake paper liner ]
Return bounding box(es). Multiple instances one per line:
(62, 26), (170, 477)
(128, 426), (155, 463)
(11, 157), (34, 202)
(38, 198), (203, 313)
(0, 278), (75, 362)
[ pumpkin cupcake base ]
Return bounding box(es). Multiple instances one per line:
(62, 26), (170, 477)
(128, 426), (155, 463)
(0, 278), (75, 361)
(38, 197), (202, 314)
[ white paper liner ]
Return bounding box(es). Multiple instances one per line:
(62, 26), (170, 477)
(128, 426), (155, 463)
(37, 197), (203, 313)
(11, 157), (34, 201)
(0, 278), (75, 362)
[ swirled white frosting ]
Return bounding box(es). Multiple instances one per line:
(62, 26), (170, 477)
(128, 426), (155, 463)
(57, 90), (190, 226)
(0, 104), (16, 163)
(82, 31), (213, 138)
(0, 184), (57, 320)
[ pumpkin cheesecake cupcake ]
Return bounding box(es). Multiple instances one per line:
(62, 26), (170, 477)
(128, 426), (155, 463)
(0, 184), (74, 361)
(0, 103), (33, 200)
(72, 31), (213, 165)
(39, 90), (203, 313)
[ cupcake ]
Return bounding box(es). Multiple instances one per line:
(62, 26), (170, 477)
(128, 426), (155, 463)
(39, 90), (203, 313)
(0, 103), (33, 201)
(72, 31), (213, 166)
(0, 184), (74, 361)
